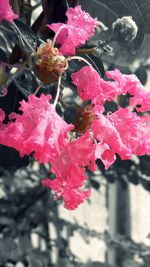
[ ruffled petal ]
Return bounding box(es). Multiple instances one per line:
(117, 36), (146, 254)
(0, 94), (73, 163)
(48, 5), (97, 55)
(0, 0), (18, 22)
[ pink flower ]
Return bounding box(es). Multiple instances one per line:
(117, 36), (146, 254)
(0, 94), (73, 163)
(42, 178), (90, 210)
(71, 66), (120, 104)
(48, 5), (98, 55)
(106, 69), (150, 111)
(0, 0), (18, 23)
(92, 107), (150, 166)
(42, 132), (96, 209)
(92, 112), (131, 160)
(72, 66), (150, 112)
(71, 66), (103, 103)
(108, 107), (150, 156)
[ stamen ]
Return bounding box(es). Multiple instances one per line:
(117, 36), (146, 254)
(52, 26), (66, 48)
(34, 82), (44, 95)
(67, 56), (92, 67)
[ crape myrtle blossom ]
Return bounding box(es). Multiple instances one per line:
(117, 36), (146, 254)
(48, 5), (98, 56)
(42, 132), (96, 210)
(106, 68), (150, 112)
(0, 94), (73, 163)
(0, 94), (95, 209)
(41, 100), (150, 208)
(0, 0), (18, 23)
(72, 66), (150, 111)
(92, 107), (150, 166)
(0, 83), (150, 209)
(71, 66), (120, 105)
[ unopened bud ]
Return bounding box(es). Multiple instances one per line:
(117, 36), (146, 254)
(112, 16), (138, 43)
(0, 67), (8, 86)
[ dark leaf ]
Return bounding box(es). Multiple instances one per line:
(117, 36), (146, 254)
(41, 0), (78, 25)
(127, 175), (139, 185)
(139, 177), (150, 191)
(135, 66), (147, 85)
(14, 20), (37, 51)
(90, 179), (100, 190)
(139, 155), (150, 176)
(0, 48), (8, 63)
(0, 21), (19, 58)
(0, 145), (28, 171)
(104, 101), (118, 114)
(96, 159), (105, 173)
(0, 80), (29, 170)
(83, 53), (105, 77)
(0, 20), (37, 59)
(105, 173), (117, 183)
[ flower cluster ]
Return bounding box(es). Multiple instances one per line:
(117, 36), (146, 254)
(0, 5), (150, 209)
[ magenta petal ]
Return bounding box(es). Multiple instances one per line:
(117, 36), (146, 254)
(0, 0), (18, 22)
(93, 107), (150, 163)
(41, 132), (96, 209)
(71, 66), (120, 104)
(0, 94), (73, 162)
(64, 189), (91, 210)
(106, 68), (150, 111)
(48, 5), (97, 55)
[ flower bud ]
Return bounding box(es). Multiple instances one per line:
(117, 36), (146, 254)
(0, 67), (8, 97)
(0, 67), (8, 86)
(112, 16), (138, 43)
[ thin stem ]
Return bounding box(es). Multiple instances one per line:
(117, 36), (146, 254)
(0, 62), (30, 71)
(6, 68), (25, 87)
(34, 82), (44, 95)
(67, 56), (92, 67)
(53, 76), (62, 108)
(65, 0), (69, 9)
(52, 26), (66, 48)
(97, 20), (108, 31)
(12, 21), (36, 54)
